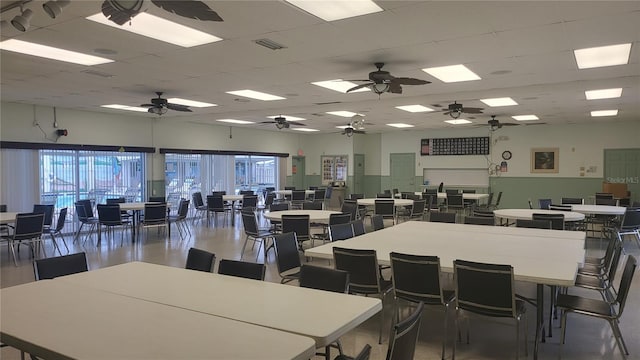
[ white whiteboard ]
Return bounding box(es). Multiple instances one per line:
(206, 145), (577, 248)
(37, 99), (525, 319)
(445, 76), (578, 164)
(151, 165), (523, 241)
(423, 168), (489, 187)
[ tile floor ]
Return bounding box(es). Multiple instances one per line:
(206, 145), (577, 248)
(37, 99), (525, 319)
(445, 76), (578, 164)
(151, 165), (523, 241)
(1, 213), (639, 360)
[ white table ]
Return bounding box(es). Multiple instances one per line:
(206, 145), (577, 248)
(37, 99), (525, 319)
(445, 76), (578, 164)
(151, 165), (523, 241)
(494, 208), (585, 222)
(569, 204), (626, 216)
(0, 212), (18, 224)
(263, 209), (341, 223)
(357, 198), (413, 207)
(117, 202), (163, 242)
(273, 190), (315, 199)
(406, 192), (490, 202)
(305, 221), (585, 359)
(60, 261), (382, 349)
(0, 280), (316, 360)
(223, 195), (244, 226)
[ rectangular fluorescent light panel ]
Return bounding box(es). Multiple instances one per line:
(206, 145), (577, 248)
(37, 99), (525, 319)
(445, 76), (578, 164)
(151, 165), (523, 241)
(285, 0), (383, 21)
(167, 98), (217, 107)
(86, 13), (222, 47)
(312, 79), (370, 93)
(395, 105), (434, 113)
(326, 111), (362, 117)
(480, 97), (518, 107)
(574, 43), (631, 69)
(585, 88), (623, 100)
(386, 123), (414, 128)
(421, 64), (481, 83)
(226, 90), (285, 101)
(591, 110), (618, 117)
(0, 39), (113, 65)
(445, 119), (472, 125)
(512, 115), (539, 121)
(101, 104), (149, 112)
(292, 128), (319, 132)
(267, 115), (306, 121)
(216, 119), (255, 124)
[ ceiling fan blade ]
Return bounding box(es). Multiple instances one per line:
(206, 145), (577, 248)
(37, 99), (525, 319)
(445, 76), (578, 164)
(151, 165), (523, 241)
(259, 121), (276, 124)
(151, 0), (223, 21)
(346, 83), (373, 93)
(140, 103), (154, 107)
(166, 103), (192, 112)
(353, 130), (366, 134)
(390, 77), (430, 86)
(288, 121), (307, 126)
(101, 0), (143, 25)
(343, 79), (371, 82)
(462, 107), (484, 114)
(388, 83), (403, 94)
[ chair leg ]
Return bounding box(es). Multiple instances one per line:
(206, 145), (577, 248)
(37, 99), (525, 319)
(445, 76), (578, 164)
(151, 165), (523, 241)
(610, 319), (629, 356)
(442, 304), (449, 360)
(378, 294), (385, 344)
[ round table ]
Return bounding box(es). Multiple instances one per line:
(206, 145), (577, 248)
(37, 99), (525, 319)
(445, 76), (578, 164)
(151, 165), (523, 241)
(569, 204), (626, 216)
(263, 210), (340, 223)
(494, 209), (585, 222)
(356, 198), (413, 206)
(0, 212), (19, 224)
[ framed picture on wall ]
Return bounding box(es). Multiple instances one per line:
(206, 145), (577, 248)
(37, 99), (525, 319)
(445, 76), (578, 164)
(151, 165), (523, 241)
(531, 147), (559, 173)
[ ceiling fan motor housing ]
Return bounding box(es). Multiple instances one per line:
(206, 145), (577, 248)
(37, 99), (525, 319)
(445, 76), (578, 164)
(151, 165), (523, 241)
(448, 103), (463, 112)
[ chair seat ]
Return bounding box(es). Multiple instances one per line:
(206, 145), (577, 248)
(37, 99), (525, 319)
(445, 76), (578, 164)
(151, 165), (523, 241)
(555, 294), (613, 317)
(575, 274), (606, 289)
(578, 263), (604, 276)
(351, 278), (392, 295)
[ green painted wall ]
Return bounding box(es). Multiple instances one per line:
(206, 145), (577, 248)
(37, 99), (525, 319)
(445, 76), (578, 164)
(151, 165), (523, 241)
(489, 177), (604, 208)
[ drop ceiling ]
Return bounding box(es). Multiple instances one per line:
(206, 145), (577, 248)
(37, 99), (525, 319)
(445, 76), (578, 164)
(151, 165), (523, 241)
(1, 0), (639, 134)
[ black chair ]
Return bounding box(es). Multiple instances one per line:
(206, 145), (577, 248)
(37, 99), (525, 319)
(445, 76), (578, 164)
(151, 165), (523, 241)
(267, 202), (289, 232)
(371, 214), (385, 231)
(429, 212), (456, 223)
(241, 211), (274, 261)
(515, 219), (552, 229)
(191, 191), (207, 223)
(453, 259), (527, 360)
(341, 200), (358, 221)
(33, 204), (54, 232)
(376, 192), (392, 198)
(206, 195), (230, 227)
(471, 208), (495, 218)
(140, 202), (168, 238)
(218, 259), (266, 280)
(48, 207), (69, 254)
(97, 204), (131, 246)
(489, 191), (503, 210)
(314, 189), (326, 206)
(34, 252), (88, 280)
(300, 264), (349, 293)
(185, 247), (215, 272)
(612, 207), (640, 250)
(351, 219), (366, 236)
(374, 199), (396, 225)
(390, 253), (454, 359)
(595, 192), (615, 204)
(148, 196), (166, 203)
(314, 212), (353, 244)
(573, 241), (623, 303)
(557, 255), (636, 357)
(6, 213), (45, 266)
(446, 194), (465, 218)
(329, 222), (354, 241)
(532, 213), (564, 230)
(241, 195), (258, 210)
(302, 201), (323, 210)
(282, 214), (311, 249)
(333, 247), (393, 344)
(463, 216), (494, 226)
(561, 197), (584, 205)
(291, 190), (307, 209)
(74, 200), (98, 244)
(273, 232), (302, 284)
(538, 198), (552, 210)
(402, 199), (426, 222)
(385, 301), (424, 360)
(168, 199), (191, 239)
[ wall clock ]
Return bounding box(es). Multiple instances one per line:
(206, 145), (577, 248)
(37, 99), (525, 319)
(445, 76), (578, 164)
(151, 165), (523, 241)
(502, 150), (512, 160)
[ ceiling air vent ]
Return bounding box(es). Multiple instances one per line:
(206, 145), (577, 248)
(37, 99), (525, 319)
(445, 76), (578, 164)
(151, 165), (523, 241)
(314, 101), (342, 105)
(253, 38), (287, 50)
(81, 69), (114, 78)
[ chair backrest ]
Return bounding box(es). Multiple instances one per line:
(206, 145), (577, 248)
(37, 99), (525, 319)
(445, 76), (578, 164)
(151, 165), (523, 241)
(332, 247), (381, 295)
(493, 191), (503, 207)
(385, 302), (424, 360)
(376, 193), (392, 198)
(75, 202), (88, 221)
(329, 222), (354, 241)
(211, 191), (226, 197)
(302, 201), (323, 210)
(516, 219), (552, 229)
(621, 207), (640, 229)
(445, 189), (459, 195)
(97, 204), (123, 225)
(281, 214), (310, 240)
(472, 209), (495, 218)
(454, 259), (516, 318)
(538, 198), (552, 209)
(242, 195), (258, 208)
(218, 259), (266, 280)
(425, 188), (438, 195)
(410, 199), (426, 216)
(292, 190), (307, 201)
(299, 264), (349, 294)
(264, 192), (275, 207)
(614, 255), (637, 316)
(192, 192), (204, 207)
(423, 194), (437, 211)
(148, 196), (166, 203)
(273, 232), (302, 276)
(269, 202), (289, 212)
(548, 204), (572, 212)
(34, 252), (88, 280)
(351, 219), (366, 236)
(242, 212), (260, 236)
(13, 213), (45, 240)
(77, 199), (94, 218)
(106, 197), (126, 205)
(374, 199), (395, 217)
(595, 192), (614, 201)
(33, 204), (54, 227)
(239, 190), (254, 196)
(390, 252), (444, 305)
(206, 195), (225, 211)
(143, 203), (167, 224)
(185, 247), (216, 272)
(438, 183), (444, 192)
(371, 215), (385, 231)
(532, 213), (564, 230)
(561, 197), (583, 205)
(314, 189), (326, 201)
(485, 192), (494, 207)
(0, 204), (6, 212)
(341, 200), (358, 221)
(350, 193), (365, 200)
(177, 199), (190, 219)
(53, 207), (68, 232)
(330, 212), (352, 225)
(429, 212), (456, 223)
(447, 194), (464, 208)
(595, 198), (618, 206)
(463, 216), (494, 226)
(284, 186), (296, 191)
(462, 189), (476, 194)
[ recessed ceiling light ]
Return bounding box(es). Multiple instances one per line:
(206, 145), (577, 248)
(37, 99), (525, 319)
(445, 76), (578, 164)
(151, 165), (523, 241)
(386, 123), (414, 128)
(445, 119), (472, 125)
(86, 13), (222, 47)
(267, 115), (306, 121)
(480, 97), (518, 107)
(512, 115), (539, 121)
(226, 90), (285, 101)
(584, 88), (623, 100)
(292, 128), (319, 132)
(591, 110), (618, 117)
(312, 79), (370, 93)
(168, 98), (217, 108)
(285, 0), (383, 21)
(395, 105), (435, 113)
(101, 104), (149, 113)
(326, 111), (363, 118)
(574, 43), (631, 69)
(216, 119), (255, 124)
(0, 39), (114, 65)
(421, 64), (481, 83)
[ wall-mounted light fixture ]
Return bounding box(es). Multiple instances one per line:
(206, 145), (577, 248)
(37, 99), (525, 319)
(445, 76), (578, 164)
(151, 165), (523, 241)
(43, 0), (70, 19)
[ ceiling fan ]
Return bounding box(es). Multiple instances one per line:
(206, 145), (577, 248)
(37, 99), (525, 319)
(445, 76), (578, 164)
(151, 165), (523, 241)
(101, 0), (223, 26)
(486, 115), (546, 131)
(442, 101), (484, 119)
(260, 116), (306, 130)
(141, 92), (192, 115)
(345, 62), (430, 95)
(341, 114), (366, 136)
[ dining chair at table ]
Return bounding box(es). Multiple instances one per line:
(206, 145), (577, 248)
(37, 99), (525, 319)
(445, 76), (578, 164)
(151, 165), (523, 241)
(206, 195), (230, 227)
(191, 192), (207, 224)
(453, 259), (528, 360)
(390, 252), (454, 360)
(538, 198), (552, 210)
(314, 212), (352, 244)
(32, 204), (54, 232)
(241, 211), (274, 261)
(446, 194), (465, 218)
(291, 190), (307, 209)
(561, 197), (584, 205)
(273, 232), (302, 284)
(401, 199), (426, 222)
(281, 214), (311, 250)
(4, 213), (45, 266)
(371, 215), (385, 231)
(97, 204), (131, 246)
(332, 247), (393, 344)
(572, 242), (623, 304)
(140, 202), (168, 239)
(302, 200), (323, 210)
(374, 199), (396, 226)
(241, 195), (258, 211)
(515, 219), (552, 229)
(351, 219), (366, 236)
(463, 216), (495, 226)
(341, 200), (359, 221)
(168, 199), (191, 240)
(34, 252), (88, 280)
(185, 247), (216, 272)
(47, 207), (69, 254)
(74, 201), (98, 244)
(532, 213), (565, 230)
(329, 222), (354, 241)
(217, 259), (266, 280)
(429, 212), (456, 224)
(376, 192), (392, 199)
(611, 207), (640, 250)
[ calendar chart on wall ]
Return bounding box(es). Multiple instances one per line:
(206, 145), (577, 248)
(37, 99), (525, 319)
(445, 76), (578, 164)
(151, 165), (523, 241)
(421, 137), (489, 156)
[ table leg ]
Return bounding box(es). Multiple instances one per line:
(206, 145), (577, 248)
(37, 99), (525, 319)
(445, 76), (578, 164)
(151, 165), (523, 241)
(534, 284), (546, 360)
(131, 210), (138, 243)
